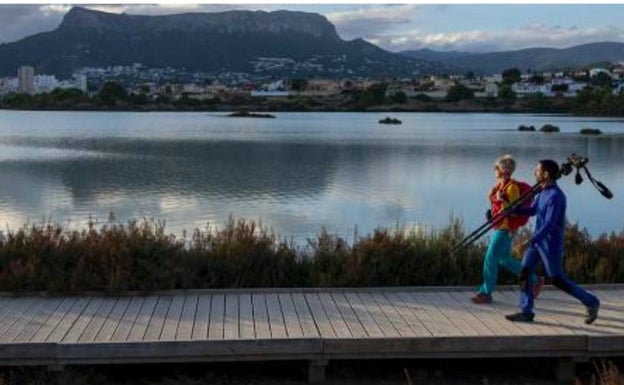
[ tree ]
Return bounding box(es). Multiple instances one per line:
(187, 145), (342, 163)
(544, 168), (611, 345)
(551, 84), (569, 93)
(290, 78), (308, 92)
(353, 83), (388, 107)
(502, 68), (521, 84)
(590, 72), (613, 89)
(391, 91), (408, 104)
(529, 75), (545, 84)
(498, 84), (516, 101)
(524, 92), (552, 112)
(98, 81), (128, 106)
(446, 84), (474, 102)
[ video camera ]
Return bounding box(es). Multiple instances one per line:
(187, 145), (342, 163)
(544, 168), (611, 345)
(559, 153), (613, 199)
(560, 153), (588, 177)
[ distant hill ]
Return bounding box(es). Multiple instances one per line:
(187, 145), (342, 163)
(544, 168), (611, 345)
(401, 42), (624, 74)
(0, 7), (447, 78)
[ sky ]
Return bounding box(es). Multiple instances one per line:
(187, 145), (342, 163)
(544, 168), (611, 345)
(1, 3), (624, 53)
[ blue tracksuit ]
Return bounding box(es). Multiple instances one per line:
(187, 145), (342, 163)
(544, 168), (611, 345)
(516, 182), (599, 316)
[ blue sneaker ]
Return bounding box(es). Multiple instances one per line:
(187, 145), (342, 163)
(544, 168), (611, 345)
(585, 303), (599, 325)
(505, 312), (534, 323)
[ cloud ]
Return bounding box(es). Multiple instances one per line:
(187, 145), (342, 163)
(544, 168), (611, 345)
(372, 23), (624, 53)
(326, 5), (422, 41)
(0, 5), (63, 43)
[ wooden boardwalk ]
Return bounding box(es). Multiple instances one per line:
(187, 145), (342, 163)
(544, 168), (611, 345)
(1, 286), (623, 381)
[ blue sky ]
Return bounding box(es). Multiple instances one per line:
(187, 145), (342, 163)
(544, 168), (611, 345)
(1, 4), (623, 53)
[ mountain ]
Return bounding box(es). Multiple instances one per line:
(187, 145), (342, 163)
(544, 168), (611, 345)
(401, 42), (624, 74)
(0, 7), (445, 78)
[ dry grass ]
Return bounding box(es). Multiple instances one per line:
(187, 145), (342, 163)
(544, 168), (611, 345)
(0, 215), (622, 293)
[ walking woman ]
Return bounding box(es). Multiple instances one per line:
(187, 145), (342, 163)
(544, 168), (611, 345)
(471, 155), (544, 304)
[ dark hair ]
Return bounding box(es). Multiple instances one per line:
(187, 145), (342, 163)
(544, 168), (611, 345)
(539, 159), (560, 179)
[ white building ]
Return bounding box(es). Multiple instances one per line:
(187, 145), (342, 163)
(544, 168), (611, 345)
(589, 68), (612, 78)
(0, 78), (18, 95)
(34, 74), (60, 93)
(18, 66), (35, 95)
(73, 74), (88, 92)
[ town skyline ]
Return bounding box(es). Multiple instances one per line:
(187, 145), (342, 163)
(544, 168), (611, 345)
(1, 3), (624, 53)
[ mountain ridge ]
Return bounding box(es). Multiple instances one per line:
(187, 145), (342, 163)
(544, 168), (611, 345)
(401, 42), (624, 74)
(0, 6), (442, 78)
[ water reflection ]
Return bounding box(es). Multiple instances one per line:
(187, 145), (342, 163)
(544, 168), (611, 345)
(0, 111), (623, 241)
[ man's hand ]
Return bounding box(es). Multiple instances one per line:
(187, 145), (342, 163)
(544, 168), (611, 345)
(513, 239), (530, 256)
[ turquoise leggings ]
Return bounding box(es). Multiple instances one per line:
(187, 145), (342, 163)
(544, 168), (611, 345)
(478, 229), (536, 295)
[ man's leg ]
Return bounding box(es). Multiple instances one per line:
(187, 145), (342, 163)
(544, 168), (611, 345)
(499, 243), (543, 297)
(506, 245), (540, 321)
(518, 245), (541, 317)
(551, 274), (600, 323)
(541, 248), (600, 324)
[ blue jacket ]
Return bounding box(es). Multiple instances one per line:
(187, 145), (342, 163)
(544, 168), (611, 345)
(518, 183), (566, 256)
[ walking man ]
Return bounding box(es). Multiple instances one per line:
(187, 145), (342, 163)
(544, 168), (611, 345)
(506, 159), (600, 324)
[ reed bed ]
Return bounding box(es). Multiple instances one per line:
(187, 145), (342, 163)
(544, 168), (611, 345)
(0, 216), (622, 293)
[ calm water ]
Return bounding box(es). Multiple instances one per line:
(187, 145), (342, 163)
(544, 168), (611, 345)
(0, 110), (623, 243)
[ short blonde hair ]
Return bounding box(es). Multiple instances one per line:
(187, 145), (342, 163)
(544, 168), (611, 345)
(495, 154), (516, 175)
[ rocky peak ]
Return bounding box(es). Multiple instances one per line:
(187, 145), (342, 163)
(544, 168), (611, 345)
(59, 6), (340, 40)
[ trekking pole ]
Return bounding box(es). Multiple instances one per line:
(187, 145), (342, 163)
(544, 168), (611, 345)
(450, 182), (541, 255)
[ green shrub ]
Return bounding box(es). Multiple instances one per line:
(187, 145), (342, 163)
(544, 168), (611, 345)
(0, 216), (622, 293)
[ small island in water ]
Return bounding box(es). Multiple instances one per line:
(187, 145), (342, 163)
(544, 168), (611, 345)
(228, 111), (276, 118)
(379, 117), (402, 125)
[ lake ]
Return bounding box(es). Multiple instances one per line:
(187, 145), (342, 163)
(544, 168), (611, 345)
(0, 110), (622, 244)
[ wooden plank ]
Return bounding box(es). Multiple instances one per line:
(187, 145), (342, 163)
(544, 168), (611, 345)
(318, 292), (351, 338)
(95, 297), (132, 342)
(0, 298), (39, 339)
(223, 294), (239, 340)
(279, 293), (304, 339)
(496, 290), (562, 335)
(404, 291), (463, 336)
(527, 289), (586, 335)
(358, 291), (400, 337)
(447, 290), (522, 336)
(78, 297), (117, 342)
(393, 291), (437, 337)
(382, 291), (431, 337)
(208, 294), (225, 340)
(331, 292), (367, 338)
(11, 297), (64, 342)
(252, 293), (270, 339)
(176, 294), (198, 341)
(127, 296), (159, 342)
(266, 293), (287, 339)
(143, 296), (172, 341)
(61, 297), (106, 343)
(434, 292), (495, 336)
(192, 295), (211, 340)
(46, 297), (91, 343)
(239, 294), (255, 340)
(540, 290), (608, 335)
(291, 292), (319, 339)
(419, 292), (480, 336)
(579, 289), (623, 334)
(111, 296), (145, 342)
(160, 295), (185, 341)
(344, 291), (384, 338)
(304, 292), (335, 338)
(0, 297), (20, 325)
(30, 297), (79, 342)
(372, 291), (415, 337)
